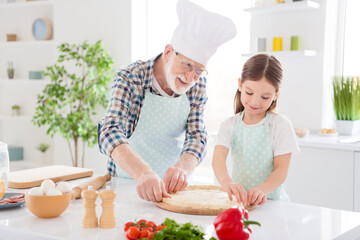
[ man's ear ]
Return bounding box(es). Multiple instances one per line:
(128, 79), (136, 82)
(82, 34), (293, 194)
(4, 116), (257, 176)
(163, 44), (173, 63)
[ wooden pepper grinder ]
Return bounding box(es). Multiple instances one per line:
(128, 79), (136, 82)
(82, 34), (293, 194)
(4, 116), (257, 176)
(99, 185), (116, 229)
(81, 185), (98, 228)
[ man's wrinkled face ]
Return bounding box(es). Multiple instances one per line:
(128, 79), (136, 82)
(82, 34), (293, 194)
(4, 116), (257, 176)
(164, 52), (203, 95)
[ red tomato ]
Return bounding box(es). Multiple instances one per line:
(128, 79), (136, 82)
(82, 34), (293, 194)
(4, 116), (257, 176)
(156, 224), (166, 231)
(124, 222), (135, 232)
(146, 221), (156, 228)
(137, 219), (148, 229)
(139, 229), (151, 238)
(148, 231), (155, 240)
(126, 226), (140, 240)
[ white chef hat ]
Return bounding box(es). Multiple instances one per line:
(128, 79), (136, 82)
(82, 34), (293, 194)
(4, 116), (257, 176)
(170, 0), (237, 66)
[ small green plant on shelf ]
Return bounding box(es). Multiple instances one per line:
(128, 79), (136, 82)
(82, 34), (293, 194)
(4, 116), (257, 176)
(36, 143), (50, 153)
(7, 61), (14, 79)
(11, 105), (20, 116)
(333, 76), (360, 121)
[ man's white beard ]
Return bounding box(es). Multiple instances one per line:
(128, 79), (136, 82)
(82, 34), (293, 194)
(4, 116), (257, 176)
(164, 56), (195, 95)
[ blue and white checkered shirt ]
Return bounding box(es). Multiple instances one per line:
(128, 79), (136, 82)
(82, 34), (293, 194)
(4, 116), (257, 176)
(98, 54), (208, 176)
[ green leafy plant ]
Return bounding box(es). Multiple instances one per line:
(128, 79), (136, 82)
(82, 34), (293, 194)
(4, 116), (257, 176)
(154, 218), (216, 240)
(36, 143), (50, 153)
(32, 41), (114, 167)
(333, 76), (360, 121)
(11, 105), (20, 110)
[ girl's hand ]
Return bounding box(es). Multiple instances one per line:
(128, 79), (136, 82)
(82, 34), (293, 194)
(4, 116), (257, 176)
(221, 181), (248, 205)
(247, 188), (267, 206)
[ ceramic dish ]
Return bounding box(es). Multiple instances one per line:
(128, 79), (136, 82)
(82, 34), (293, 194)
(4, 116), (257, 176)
(319, 132), (339, 137)
(0, 193), (25, 209)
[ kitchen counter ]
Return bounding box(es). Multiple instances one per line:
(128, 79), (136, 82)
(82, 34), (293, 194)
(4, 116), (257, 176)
(2, 177), (360, 240)
(297, 133), (360, 151)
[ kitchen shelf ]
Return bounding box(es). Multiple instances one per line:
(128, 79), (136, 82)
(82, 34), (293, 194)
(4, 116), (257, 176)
(242, 50), (317, 57)
(0, 115), (33, 121)
(0, 78), (51, 84)
(244, 0), (320, 14)
(0, 1), (54, 9)
(0, 40), (56, 47)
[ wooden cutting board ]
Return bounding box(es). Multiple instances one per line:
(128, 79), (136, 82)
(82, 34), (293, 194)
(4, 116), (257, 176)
(8, 165), (94, 189)
(155, 185), (256, 216)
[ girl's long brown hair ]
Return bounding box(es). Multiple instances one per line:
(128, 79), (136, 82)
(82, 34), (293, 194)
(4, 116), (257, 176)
(234, 54), (283, 114)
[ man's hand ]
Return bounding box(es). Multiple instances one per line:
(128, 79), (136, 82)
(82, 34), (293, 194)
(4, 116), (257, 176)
(163, 167), (188, 194)
(136, 171), (170, 202)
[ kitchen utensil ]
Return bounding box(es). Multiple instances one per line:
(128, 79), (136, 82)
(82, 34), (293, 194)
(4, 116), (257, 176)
(71, 174), (111, 199)
(8, 165), (94, 189)
(25, 191), (71, 218)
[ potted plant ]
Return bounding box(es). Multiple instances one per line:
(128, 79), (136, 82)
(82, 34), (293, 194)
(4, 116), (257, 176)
(32, 41), (114, 167)
(11, 105), (20, 116)
(36, 143), (50, 163)
(7, 61), (14, 79)
(332, 76), (360, 135)
(36, 143), (50, 153)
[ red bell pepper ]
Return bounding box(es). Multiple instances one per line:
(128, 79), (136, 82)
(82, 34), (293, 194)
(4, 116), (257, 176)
(214, 206), (261, 240)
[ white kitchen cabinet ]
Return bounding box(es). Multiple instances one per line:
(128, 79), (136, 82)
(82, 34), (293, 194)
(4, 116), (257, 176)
(285, 134), (360, 212)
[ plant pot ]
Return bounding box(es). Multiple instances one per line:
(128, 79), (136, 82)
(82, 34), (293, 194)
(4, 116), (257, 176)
(7, 70), (14, 79)
(335, 120), (360, 136)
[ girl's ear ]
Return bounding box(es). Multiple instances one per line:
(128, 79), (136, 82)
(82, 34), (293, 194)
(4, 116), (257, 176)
(274, 91), (280, 101)
(238, 77), (242, 91)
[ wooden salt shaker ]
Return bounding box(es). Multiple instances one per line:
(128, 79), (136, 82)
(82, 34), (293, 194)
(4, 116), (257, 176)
(81, 185), (98, 228)
(99, 185), (116, 229)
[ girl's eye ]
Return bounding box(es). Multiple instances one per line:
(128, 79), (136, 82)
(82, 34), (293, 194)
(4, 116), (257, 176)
(262, 97), (270, 100)
(246, 91), (253, 95)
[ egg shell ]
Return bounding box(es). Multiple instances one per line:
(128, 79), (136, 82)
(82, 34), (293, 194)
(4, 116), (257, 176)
(46, 188), (62, 196)
(56, 182), (71, 194)
(41, 179), (56, 194)
(28, 187), (44, 196)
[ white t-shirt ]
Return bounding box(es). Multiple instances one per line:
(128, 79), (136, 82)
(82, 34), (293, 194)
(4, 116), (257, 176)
(216, 112), (300, 157)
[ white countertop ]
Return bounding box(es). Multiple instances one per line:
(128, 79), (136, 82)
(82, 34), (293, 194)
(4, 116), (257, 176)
(297, 134), (360, 151)
(2, 177), (360, 240)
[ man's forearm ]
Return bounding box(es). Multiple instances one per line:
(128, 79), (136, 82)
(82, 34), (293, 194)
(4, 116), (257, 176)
(174, 152), (199, 176)
(110, 143), (154, 180)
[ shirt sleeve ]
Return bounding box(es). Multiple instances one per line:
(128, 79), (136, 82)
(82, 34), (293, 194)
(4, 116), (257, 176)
(215, 116), (237, 149)
(181, 77), (208, 163)
(272, 114), (300, 157)
(98, 66), (137, 157)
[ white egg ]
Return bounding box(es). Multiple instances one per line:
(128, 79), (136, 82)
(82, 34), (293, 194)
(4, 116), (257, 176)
(28, 187), (44, 196)
(46, 188), (62, 196)
(40, 179), (55, 194)
(56, 182), (71, 194)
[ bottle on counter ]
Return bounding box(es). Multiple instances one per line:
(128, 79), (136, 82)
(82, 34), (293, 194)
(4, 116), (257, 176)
(0, 142), (9, 189)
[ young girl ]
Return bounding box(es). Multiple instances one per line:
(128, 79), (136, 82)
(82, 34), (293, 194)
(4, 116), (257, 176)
(212, 54), (299, 207)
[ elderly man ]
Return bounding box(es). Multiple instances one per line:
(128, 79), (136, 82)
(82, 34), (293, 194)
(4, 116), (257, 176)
(98, 0), (236, 202)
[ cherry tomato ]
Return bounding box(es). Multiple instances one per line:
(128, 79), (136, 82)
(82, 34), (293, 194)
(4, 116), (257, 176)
(124, 222), (136, 232)
(156, 224), (166, 231)
(146, 221), (156, 228)
(148, 231), (155, 240)
(126, 226), (140, 240)
(139, 229), (151, 238)
(137, 219), (148, 229)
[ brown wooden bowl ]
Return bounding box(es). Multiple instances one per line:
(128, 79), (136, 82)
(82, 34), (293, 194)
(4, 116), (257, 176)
(25, 191), (71, 218)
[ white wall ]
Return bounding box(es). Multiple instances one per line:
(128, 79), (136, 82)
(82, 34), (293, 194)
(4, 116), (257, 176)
(51, 0), (132, 173)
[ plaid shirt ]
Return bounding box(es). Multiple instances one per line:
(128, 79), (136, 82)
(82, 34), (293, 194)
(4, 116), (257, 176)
(98, 54), (208, 176)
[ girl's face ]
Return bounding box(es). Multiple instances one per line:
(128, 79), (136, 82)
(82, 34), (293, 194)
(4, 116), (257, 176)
(239, 77), (279, 118)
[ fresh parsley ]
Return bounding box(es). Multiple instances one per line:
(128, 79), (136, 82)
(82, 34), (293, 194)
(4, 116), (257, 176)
(152, 218), (216, 240)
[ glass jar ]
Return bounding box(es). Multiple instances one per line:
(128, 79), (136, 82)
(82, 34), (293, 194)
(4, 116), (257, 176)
(0, 142), (10, 188)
